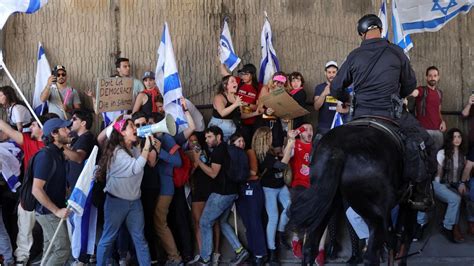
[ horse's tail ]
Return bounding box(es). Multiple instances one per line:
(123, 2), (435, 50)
(288, 148), (345, 233)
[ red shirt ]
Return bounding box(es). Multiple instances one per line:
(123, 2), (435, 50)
(20, 133), (44, 170)
(236, 77), (262, 125)
(415, 86), (442, 130)
(290, 139), (312, 188)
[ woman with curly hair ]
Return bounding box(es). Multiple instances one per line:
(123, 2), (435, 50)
(95, 118), (157, 265)
(0, 85), (32, 132)
(252, 126), (295, 264)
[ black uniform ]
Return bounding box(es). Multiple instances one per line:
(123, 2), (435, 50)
(331, 38), (416, 117)
(329, 37), (436, 208)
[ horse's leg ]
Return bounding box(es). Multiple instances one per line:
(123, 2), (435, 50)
(302, 209), (333, 266)
(398, 205), (418, 266)
(364, 215), (386, 266)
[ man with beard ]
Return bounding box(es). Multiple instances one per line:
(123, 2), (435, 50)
(32, 118), (72, 265)
(40, 65), (81, 119)
(313, 61), (348, 136)
(412, 66), (446, 151)
(0, 113), (58, 265)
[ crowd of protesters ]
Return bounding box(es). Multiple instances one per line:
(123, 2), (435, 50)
(0, 54), (473, 266)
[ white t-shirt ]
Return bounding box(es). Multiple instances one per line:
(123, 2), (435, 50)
(8, 104), (32, 129)
(436, 149), (460, 183)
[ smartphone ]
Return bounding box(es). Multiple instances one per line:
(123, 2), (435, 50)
(471, 90), (474, 96)
(51, 70), (57, 83)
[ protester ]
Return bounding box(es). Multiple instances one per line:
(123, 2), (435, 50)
(287, 72), (307, 128)
(115, 58), (145, 101)
(132, 71), (163, 116)
(0, 85), (32, 132)
(40, 65), (81, 119)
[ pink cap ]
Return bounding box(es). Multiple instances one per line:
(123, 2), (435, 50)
(113, 119), (127, 133)
(273, 75), (287, 83)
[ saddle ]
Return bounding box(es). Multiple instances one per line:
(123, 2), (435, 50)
(346, 115), (405, 154)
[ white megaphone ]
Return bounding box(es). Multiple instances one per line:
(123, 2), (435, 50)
(137, 114), (177, 137)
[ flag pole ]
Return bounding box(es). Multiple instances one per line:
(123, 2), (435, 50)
(0, 50), (44, 128)
(39, 209), (71, 266)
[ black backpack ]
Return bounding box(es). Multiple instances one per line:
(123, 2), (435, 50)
(19, 147), (56, 211)
(225, 144), (250, 183)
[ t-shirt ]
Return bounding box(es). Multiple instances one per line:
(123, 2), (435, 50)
(236, 77), (262, 125)
(290, 139), (312, 188)
(260, 152), (286, 188)
(33, 144), (67, 215)
(314, 82), (338, 131)
(414, 86), (442, 130)
(66, 131), (97, 187)
(8, 104), (32, 129)
(210, 142), (238, 195)
(20, 133), (44, 171)
(47, 86), (81, 119)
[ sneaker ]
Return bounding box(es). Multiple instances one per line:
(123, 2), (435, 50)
(15, 261), (26, 266)
(412, 223), (426, 242)
(230, 249), (249, 265)
(89, 254), (97, 264)
(211, 253), (221, 266)
(165, 259), (184, 266)
(188, 255), (201, 264)
(315, 249), (325, 266)
(191, 257), (210, 266)
(119, 258), (127, 266)
(292, 239), (303, 259)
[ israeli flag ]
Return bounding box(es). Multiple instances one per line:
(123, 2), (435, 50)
(155, 22), (188, 131)
(0, 0), (48, 30)
(0, 142), (22, 192)
(33, 42), (50, 116)
(392, 0), (413, 54)
(396, 0), (473, 34)
(378, 0), (388, 39)
(219, 20), (241, 71)
(330, 112), (344, 129)
(259, 13), (280, 84)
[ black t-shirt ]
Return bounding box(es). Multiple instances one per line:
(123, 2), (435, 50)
(66, 131), (97, 187)
(314, 82), (338, 131)
(210, 142), (238, 195)
(260, 152), (286, 188)
(33, 144), (67, 215)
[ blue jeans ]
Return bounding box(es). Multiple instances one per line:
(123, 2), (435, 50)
(0, 207), (13, 264)
(199, 193), (240, 261)
(97, 195), (150, 266)
(263, 186), (291, 249)
(208, 117), (236, 143)
(417, 181), (461, 230)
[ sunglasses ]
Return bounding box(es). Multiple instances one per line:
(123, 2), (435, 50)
(57, 73), (66, 77)
(135, 123), (147, 128)
(239, 72), (250, 76)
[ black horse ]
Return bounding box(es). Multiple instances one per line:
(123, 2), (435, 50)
(289, 121), (418, 265)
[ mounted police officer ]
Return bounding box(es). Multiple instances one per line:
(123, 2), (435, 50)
(330, 14), (436, 210)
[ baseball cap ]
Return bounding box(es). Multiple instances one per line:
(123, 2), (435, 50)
(325, 61), (338, 70)
(237, 64), (257, 75)
(142, 71), (155, 80)
(52, 65), (66, 73)
(42, 118), (72, 137)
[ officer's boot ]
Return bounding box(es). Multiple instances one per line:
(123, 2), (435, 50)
(410, 179), (434, 211)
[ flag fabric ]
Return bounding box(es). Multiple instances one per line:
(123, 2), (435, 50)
(392, 0), (414, 54)
(33, 42), (50, 116)
(0, 142), (22, 192)
(378, 0), (389, 39)
(0, 0), (48, 30)
(330, 111), (344, 129)
(396, 0), (473, 35)
(68, 146), (98, 216)
(259, 14), (280, 84)
(101, 110), (125, 128)
(155, 22), (188, 132)
(67, 146), (99, 259)
(219, 20), (241, 71)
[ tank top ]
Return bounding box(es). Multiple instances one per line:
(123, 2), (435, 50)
(212, 93), (240, 120)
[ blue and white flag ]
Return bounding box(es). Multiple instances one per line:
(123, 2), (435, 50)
(219, 20), (241, 71)
(396, 0), (473, 34)
(330, 111), (344, 129)
(155, 22), (188, 132)
(378, 0), (388, 39)
(392, 0), (414, 54)
(68, 146), (98, 216)
(33, 42), (50, 116)
(0, 0), (48, 30)
(0, 142), (22, 192)
(259, 13), (280, 84)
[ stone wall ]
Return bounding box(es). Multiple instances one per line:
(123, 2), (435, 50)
(0, 0), (472, 129)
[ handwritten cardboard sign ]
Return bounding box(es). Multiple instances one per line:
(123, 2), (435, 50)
(95, 77), (133, 113)
(259, 87), (310, 120)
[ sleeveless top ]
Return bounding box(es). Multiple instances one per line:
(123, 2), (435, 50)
(141, 94), (153, 116)
(212, 93), (240, 120)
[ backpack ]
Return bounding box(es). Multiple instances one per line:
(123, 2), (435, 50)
(173, 148), (193, 188)
(19, 147), (56, 211)
(225, 144), (249, 183)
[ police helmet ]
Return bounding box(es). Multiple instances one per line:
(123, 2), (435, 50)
(357, 14), (383, 36)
